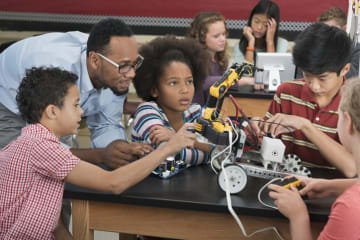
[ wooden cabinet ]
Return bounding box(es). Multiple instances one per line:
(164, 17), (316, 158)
(221, 96), (272, 118)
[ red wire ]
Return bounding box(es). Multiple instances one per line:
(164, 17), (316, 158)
(228, 94), (258, 147)
(228, 94), (239, 120)
(229, 94), (249, 120)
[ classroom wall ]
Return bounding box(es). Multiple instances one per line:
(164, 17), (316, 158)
(0, 0), (348, 39)
(0, 0), (347, 22)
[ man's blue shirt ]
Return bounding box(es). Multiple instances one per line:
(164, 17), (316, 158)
(0, 31), (126, 148)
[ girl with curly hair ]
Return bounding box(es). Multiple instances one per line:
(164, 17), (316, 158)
(132, 36), (212, 169)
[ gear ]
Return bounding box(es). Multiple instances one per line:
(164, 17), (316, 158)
(281, 154), (311, 177)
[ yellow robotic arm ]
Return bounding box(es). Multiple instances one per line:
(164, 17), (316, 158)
(195, 61), (255, 145)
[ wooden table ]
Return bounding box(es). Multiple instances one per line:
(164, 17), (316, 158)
(64, 165), (332, 240)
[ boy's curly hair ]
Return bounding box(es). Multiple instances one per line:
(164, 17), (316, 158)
(133, 36), (210, 101)
(16, 67), (78, 124)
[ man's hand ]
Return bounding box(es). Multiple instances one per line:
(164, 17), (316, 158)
(103, 140), (153, 169)
(149, 125), (175, 146)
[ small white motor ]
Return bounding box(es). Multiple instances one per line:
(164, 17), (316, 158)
(260, 136), (285, 170)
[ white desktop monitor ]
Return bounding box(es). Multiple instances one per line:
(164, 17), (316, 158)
(255, 52), (296, 91)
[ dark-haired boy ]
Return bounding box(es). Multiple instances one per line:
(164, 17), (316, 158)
(0, 67), (195, 239)
(252, 23), (356, 177)
(296, 7), (360, 79)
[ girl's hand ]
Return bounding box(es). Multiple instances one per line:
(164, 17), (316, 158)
(254, 83), (264, 90)
(243, 26), (255, 44)
(299, 178), (336, 199)
(266, 18), (277, 45)
(149, 125), (176, 146)
(268, 184), (308, 221)
(237, 77), (255, 86)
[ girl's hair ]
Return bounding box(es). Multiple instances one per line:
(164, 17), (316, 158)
(187, 11), (228, 71)
(340, 78), (360, 132)
(239, 0), (280, 55)
(133, 35), (210, 102)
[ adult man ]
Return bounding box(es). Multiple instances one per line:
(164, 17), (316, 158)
(0, 18), (151, 168)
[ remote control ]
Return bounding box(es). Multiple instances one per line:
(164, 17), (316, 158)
(274, 176), (303, 190)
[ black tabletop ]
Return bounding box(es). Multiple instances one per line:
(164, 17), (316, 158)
(64, 165), (333, 222)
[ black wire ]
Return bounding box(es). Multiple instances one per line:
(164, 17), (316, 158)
(249, 119), (295, 136)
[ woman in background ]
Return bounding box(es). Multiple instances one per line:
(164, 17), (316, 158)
(234, 0), (288, 65)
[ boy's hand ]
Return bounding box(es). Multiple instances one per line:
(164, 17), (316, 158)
(149, 125), (176, 146)
(165, 123), (196, 155)
(261, 113), (309, 137)
(104, 140), (153, 169)
(268, 184), (307, 220)
(250, 116), (264, 136)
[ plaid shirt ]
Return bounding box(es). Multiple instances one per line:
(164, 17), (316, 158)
(0, 124), (80, 239)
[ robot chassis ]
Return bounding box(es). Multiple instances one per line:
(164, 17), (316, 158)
(194, 62), (311, 194)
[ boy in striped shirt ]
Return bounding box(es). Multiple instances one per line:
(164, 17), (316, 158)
(252, 23), (356, 177)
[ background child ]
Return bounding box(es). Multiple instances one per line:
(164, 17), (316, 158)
(316, 7), (359, 79)
(0, 67), (195, 239)
(132, 36), (211, 167)
(187, 11), (228, 77)
(269, 78), (360, 239)
(187, 11), (255, 105)
(234, 0), (288, 65)
(251, 23), (356, 177)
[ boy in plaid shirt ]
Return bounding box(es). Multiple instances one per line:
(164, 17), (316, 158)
(0, 67), (196, 239)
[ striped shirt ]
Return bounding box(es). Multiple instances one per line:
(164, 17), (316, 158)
(0, 124), (80, 239)
(265, 79), (341, 167)
(131, 101), (209, 166)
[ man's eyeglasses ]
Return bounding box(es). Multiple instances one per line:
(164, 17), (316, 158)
(95, 52), (144, 74)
